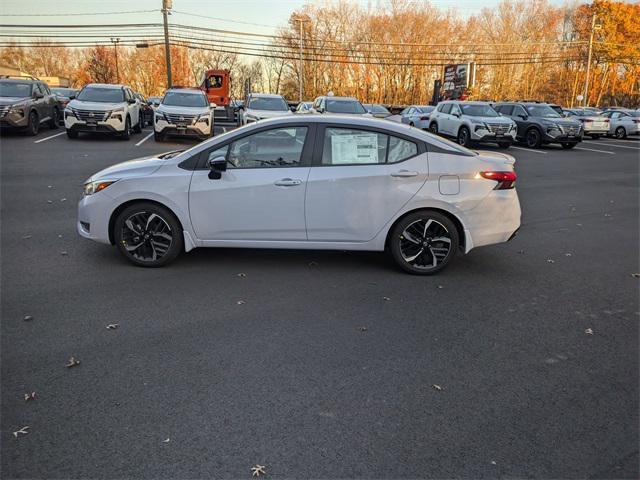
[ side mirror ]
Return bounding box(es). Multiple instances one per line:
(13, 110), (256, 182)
(127, 98), (136, 104)
(518, 114), (527, 120)
(69, 95), (76, 100)
(290, 106), (296, 112)
(209, 102), (217, 108)
(34, 92), (44, 99)
(208, 155), (227, 180)
(316, 108), (324, 113)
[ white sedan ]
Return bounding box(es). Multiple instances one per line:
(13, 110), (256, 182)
(78, 115), (521, 274)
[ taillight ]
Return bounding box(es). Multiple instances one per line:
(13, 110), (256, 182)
(633, 119), (640, 123)
(479, 171), (517, 190)
(420, 115), (429, 120)
(604, 119), (610, 122)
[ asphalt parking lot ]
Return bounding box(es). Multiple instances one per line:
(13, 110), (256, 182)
(1, 126), (638, 479)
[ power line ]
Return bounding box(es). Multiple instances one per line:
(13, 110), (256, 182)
(0, 10), (157, 17)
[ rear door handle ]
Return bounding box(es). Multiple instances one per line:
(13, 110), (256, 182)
(391, 170), (419, 177)
(274, 178), (303, 186)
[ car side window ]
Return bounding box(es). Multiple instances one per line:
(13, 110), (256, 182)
(513, 106), (526, 117)
(34, 83), (44, 94)
(227, 127), (307, 168)
(388, 136), (418, 163)
(450, 105), (461, 116)
(42, 83), (51, 95)
(440, 104), (452, 114)
(611, 112), (620, 119)
(407, 108), (415, 115)
(322, 128), (387, 165)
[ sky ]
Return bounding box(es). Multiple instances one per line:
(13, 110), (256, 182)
(0, 0), (569, 37)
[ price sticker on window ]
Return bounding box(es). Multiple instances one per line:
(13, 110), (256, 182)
(331, 132), (379, 164)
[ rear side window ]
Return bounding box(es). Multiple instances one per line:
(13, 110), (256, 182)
(322, 127), (418, 165)
(497, 105), (513, 115)
(440, 104), (452, 114)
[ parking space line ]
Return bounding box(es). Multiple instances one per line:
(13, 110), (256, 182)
(585, 140), (640, 150)
(34, 131), (66, 144)
(574, 146), (615, 155)
(135, 131), (154, 147)
(510, 146), (547, 154)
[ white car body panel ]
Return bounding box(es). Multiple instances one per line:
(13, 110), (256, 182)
(78, 115), (521, 260)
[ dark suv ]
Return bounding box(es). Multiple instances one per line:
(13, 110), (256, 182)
(493, 102), (583, 149)
(0, 76), (61, 135)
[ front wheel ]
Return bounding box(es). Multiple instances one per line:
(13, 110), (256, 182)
(525, 128), (542, 148)
(154, 131), (163, 142)
(615, 126), (627, 139)
(26, 111), (39, 136)
(49, 108), (59, 129)
(429, 123), (438, 134)
(457, 126), (472, 147)
(389, 210), (459, 275)
(497, 141), (512, 149)
(66, 129), (79, 139)
(114, 202), (183, 267)
(561, 142), (577, 149)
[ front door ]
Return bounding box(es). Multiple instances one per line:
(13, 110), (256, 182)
(305, 126), (428, 242)
(188, 125), (313, 241)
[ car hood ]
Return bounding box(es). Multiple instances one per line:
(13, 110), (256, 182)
(67, 99), (126, 111)
(0, 96), (31, 106)
(86, 155), (167, 183)
(157, 105), (210, 115)
(468, 116), (512, 124)
(245, 109), (293, 119)
(536, 117), (581, 127)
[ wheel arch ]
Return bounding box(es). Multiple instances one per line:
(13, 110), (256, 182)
(108, 198), (184, 245)
(384, 207), (466, 252)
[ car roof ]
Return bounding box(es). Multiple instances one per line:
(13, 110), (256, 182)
(323, 96), (359, 102)
(249, 93), (284, 98)
(165, 88), (204, 94)
(0, 77), (38, 83)
(84, 83), (127, 89)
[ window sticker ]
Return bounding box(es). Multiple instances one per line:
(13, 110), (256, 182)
(331, 132), (379, 164)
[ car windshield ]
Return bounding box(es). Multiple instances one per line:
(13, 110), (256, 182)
(248, 97), (288, 111)
(371, 105), (389, 113)
(628, 111), (640, 117)
(461, 104), (499, 117)
(162, 91), (207, 107)
(0, 82), (32, 97)
(525, 105), (561, 118)
(326, 99), (366, 114)
(416, 106), (435, 114)
(51, 88), (76, 97)
(76, 87), (125, 103)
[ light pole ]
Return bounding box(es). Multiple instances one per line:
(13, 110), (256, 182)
(162, 0), (173, 88)
(582, 11), (599, 107)
(110, 37), (120, 83)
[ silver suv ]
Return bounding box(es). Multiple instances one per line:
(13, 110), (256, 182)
(154, 88), (214, 141)
(429, 101), (517, 148)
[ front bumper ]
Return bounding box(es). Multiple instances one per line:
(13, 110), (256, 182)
(0, 111), (29, 128)
(471, 126), (517, 143)
(77, 191), (115, 245)
(154, 118), (211, 138)
(542, 129), (583, 144)
(65, 114), (125, 135)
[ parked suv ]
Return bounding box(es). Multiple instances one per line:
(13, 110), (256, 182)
(311, 95), (371, 116)
(0, 76), (60, 135)
(429, 101), (517, 148)
(65, 83), (142, 140)
(493, 102), (583, 149)
(241, 93), (292, 125)
(154, 88), (213, 141)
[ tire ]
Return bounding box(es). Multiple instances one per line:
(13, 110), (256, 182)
(133, 114), (143, 133)
(497, 141), (511, 149)
(589, 134), (600, 139)
(615, 126), (627, 139)
(561, 142), (577, 149)
(429, 122), (438, 134)
(25, 110), (39, 136)
(457, 126), (472, 147)
(66, 129), (79, 139)
(113, 202), (183, 267)
(389, 210), (459, 275)
(525, 127), (542, 148)
(409, 121), (415, 127)
(49, 108), (59, 129)
(154, 131), (163, 142)
(120, 116), (131, 140)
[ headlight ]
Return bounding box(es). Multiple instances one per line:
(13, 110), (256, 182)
(9, 104), (26, 115)
(83, 180), (117, 196)
(64, 107), (75, 117)
(196, 113), (210, 124)
(108, 108), (124, 120)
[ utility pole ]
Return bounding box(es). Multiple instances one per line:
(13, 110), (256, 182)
(162, 0), (173, 88)
(110, 37), (120, 83)
(582, 10), (597, 107)
(293, 16), (309, 102)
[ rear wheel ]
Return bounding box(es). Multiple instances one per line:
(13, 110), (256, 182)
(457, 126), (472, 147)
(429, 123), (438, 134)
(114, 202), (183, 267)
(525, 128), (542, 148)
(26, 111), (39, 136)
(409, 121), (415, 127)
(615, 126), (627, 139)
(49, 108), (59, 129)
(389, 210), (459, 275)
(66, 129), (79, 139)
(561, 142), (577, 149)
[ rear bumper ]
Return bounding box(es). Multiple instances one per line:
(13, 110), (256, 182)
(465, 189), (522, 252)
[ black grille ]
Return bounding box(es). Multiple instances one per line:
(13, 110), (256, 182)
(72, 108), (109, 122)
(0, 106), (10, 118)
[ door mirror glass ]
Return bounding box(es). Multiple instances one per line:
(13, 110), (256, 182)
(69, 94), (76, 100)
(127, 98), (136, 104)
(208, 155), (227, 180)
(518, 114), (527, 120)
(34, 91), (44, 99)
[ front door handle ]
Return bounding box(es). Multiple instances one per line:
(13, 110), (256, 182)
(391, 170), (419, 177)
(274, 178), (303, 186)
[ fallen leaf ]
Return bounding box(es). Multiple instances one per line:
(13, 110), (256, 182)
(58, 235), (62, 238)
(437, 285), (443, 289)
(251, 465), (266, 477)
(604, 213), (612, 217)
(236, 300), (245, 305)
(66, 356), (80, 368)
(12, 426), (29, 438)
(564, 253), (572, 257)
(631, 273), (640, 279)
(517, 250), (525, 254)
(106, 324), (119, 330)
(23, 315), (33, 321)
(383, 296), (391, 301)
(22, 235), (32, 240)
(237, 273), (246, 277)
(432, 384), (444, 391)
(46, 200), (53, 204)
(547, 259), (555, 264)
(490, 460), (497, 465)
(47, 185), (52, 189)
(60, 251), (68, 256)
(576, 223), (582, 227)
(162, 438), (170, 443)
(356, 326), (368, 332)
(24, 392), (36, 402)
(60, 198), (67, 202)
(308, 261), (318, 267)
(585, 328), (594, 335)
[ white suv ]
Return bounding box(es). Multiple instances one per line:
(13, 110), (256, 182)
(154, 88), (214, 141)
(241, 93), (292, 125)
(65, 83), (142, 140)
(429, 101), (517, 148)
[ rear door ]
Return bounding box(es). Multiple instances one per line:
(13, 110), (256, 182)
(305, 124), (428, 242)
(188, 124), (314, 241)
(438, 103), (453, 134)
